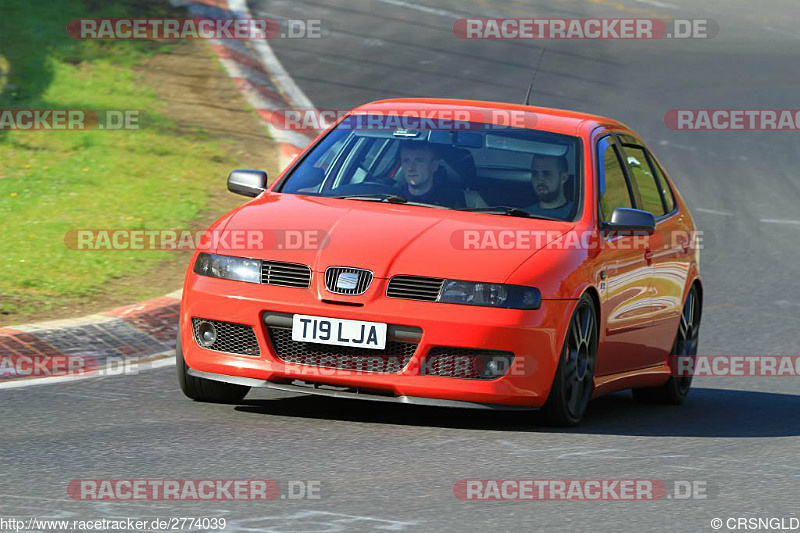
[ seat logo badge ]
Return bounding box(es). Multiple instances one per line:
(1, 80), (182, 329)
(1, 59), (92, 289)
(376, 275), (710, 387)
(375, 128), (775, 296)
(336, 272), (359, 290)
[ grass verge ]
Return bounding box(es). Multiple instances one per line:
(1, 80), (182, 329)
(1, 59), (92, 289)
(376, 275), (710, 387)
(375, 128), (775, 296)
(0, 0), (277, 324)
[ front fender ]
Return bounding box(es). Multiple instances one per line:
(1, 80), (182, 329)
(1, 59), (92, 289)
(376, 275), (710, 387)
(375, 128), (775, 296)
(504, 231), (599, 300)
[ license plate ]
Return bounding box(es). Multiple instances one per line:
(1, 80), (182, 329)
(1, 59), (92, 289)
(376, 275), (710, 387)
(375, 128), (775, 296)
(291, 314), (387, 350)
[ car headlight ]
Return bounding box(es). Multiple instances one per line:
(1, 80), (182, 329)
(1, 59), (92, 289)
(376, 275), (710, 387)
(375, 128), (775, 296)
(438, 280), (541, 310)
(193, 253), (261, 284)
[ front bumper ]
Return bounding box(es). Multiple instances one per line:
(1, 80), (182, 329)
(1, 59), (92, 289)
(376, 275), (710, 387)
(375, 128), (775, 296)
(181, 274), (575, 408)
(187, 368), (537, 410)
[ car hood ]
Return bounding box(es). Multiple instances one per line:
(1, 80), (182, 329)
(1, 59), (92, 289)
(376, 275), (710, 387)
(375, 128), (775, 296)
(214, 193), (574, 283)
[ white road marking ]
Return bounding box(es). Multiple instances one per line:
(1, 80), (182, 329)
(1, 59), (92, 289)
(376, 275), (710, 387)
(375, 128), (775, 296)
(0, 492), (199, 511)
(0, 356), (174, 390)
(374, 0), (461, 19)
(634, 0), (678, 8)
(35, 390), (130, 401)
(13, 313), (117, 332)
(494, 444), (800, 478)
(221, 511), (419, 532)
(657, 139), (697, 152)
(557, 448), (623, 458)
(760, 218), (800, 225)
(658, 139), (747, 161)
(498, 442), (591, 454)
(695, 207), (734, 217)
(163, 288), (183, 299)
(228, 0), (317, 111)
(764, 26), (799, 39)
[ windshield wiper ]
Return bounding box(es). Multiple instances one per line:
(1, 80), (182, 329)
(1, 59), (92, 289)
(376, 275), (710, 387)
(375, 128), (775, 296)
(457, 206), (561, 221)
(333, 193), (408, 204)
(332, 193), (447, 209)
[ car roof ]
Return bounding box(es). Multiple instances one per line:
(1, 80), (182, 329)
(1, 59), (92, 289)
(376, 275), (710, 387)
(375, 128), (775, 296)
(352, 98), (628, 137)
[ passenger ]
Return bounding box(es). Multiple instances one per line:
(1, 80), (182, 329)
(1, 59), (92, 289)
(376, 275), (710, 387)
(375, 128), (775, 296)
(527, 154), (573, 218)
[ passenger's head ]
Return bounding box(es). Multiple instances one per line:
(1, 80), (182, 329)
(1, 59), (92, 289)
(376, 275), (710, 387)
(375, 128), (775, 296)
(399, 141), (440, 192)
(531, 154), (569, 203)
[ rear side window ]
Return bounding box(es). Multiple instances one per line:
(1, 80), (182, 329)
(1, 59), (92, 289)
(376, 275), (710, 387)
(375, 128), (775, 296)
(623, 145), (666, 217)
(597, 137), (632, 222)
(648, 154), (676, 213)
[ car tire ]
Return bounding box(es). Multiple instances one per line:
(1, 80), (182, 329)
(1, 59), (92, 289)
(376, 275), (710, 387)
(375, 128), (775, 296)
(632, 284), (701, 405)
(176, 329), (250, 403)
(540, 294), (598, 427)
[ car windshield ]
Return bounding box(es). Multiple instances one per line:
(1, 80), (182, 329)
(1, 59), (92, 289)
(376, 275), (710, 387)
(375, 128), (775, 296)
(277, 115), (581, 221)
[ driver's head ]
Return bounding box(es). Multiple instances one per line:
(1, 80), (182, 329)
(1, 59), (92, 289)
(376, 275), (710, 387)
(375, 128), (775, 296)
(400, 141), (440, 192)
(531, 154), (569, 203)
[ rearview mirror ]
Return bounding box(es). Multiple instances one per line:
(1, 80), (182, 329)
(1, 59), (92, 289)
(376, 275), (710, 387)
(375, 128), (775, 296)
(452, 131), (483, 148)
(227, 169), (268, 197)
(485, 134), (569, 155)
(601, 207), (656, 235)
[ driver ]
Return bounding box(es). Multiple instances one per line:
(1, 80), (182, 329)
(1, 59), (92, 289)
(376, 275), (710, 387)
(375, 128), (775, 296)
(395, 141), (464, 208)
(527, 154), (573, 218)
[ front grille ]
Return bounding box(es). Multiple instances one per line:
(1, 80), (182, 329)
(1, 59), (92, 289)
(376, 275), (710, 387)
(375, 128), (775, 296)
(386, 275), (444, 302)
(261, 260), (312, 288)
(325, 267), (373, 295)
(192, 318), (260, 356)
(267, 326), (416, 373)
(421, 347), (515, 380)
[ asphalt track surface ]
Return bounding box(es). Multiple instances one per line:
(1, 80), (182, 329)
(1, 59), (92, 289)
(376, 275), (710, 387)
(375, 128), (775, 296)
(3, 1), (799, 531)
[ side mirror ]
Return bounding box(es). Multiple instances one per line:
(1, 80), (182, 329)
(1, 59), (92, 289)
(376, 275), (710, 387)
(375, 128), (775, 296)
(227, 169), (268, 197)
(601, 207), (656, 235)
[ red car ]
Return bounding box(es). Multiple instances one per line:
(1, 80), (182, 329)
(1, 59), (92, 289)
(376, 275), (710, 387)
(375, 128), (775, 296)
(177, 99), (702, 426)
